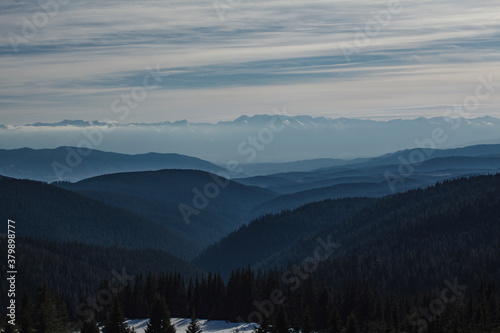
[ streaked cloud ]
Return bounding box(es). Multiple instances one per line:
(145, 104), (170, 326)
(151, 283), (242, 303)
(1, 0), (500, 125)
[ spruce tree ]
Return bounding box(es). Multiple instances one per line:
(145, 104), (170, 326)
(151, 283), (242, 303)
(328, 307), (341, 333)
(342, 312), (359, 333)
(19, 291), (34, 333)
(274, 306), (289, 333)
(81, 318), (101, 333)
(254, 317), (272, 333)
(34, 282), (64, 333)
(146, 294), (176, 333)
(55, 294), (70, 329)
(103, 296), (131, 333)
(186, 312), (202, 333)
(131, 274), (147, 319)
(300, 308), (312, 333)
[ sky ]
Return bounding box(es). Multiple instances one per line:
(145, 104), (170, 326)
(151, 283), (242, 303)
(1, 0), (500, 125)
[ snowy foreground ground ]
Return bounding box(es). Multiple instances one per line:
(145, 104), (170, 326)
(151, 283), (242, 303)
(126, 318), (258, 333)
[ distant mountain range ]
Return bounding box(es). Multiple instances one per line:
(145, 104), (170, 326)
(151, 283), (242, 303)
(238, 144), (500, 189)
(1, 115), (500, 163)
(2, 142), (500, 183)
(2, 143), (498, 260)
(0, 147), (223, 182)
(1, 144), (500, 218)
(240, 144), (500, 214)
(8, 115), (500, 130)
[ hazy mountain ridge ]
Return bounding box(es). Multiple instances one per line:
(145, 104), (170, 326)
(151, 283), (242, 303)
(236, 145), (500, 215)
(5, 115), (500, 129)
(2, 144), (499, 221)
(0, 146), (224, 182)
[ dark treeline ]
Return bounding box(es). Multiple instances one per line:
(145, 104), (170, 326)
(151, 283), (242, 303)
(102, 268), (500, 333)
(0, 236), (200, 313)
(6, 269), (500, 333)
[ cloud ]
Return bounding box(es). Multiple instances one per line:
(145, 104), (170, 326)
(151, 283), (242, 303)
(1, 0), (500, 124)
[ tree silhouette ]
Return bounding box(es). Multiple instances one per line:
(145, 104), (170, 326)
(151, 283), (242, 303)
(146, 294), (176, 333)
(103, 296), (131, 333)
(186, 312), (202, 333)
(274, 306), (289, 333)
(81, 318), (101, 333)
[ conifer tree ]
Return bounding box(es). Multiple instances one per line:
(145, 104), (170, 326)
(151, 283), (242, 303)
(34, 282), (64, 333)
(146, 294), (176, 333)
(81, 318), (101, 333)
(131, 274), (147, 319)
(103, 296), (131, 333)
(18, 290), (34, 333)
(254, 317), (272, 333)
(328, 307), (341, 333)
(300, 308), (312, 333)
(274, 305), (289, 333)
(342, 312), (359, 333)
(186, 312), (202, 333)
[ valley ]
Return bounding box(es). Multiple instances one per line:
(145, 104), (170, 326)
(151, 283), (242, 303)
(1, 140), (500, 333)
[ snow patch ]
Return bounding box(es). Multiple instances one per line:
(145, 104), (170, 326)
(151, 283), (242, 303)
(126, 318), (258, 333)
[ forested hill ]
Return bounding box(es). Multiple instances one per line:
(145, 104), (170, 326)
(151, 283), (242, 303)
(0, 176), (198, 259)
(0, 236), (201, 311)
(197, 173), (500, 293)
(260, 173), (500, 293)
(194, 197), (376, 277)
(57, 169), (277, 254)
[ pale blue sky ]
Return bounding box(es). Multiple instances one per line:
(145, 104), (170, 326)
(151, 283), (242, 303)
(1, 0), (500, 125)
